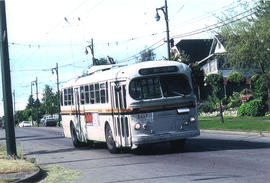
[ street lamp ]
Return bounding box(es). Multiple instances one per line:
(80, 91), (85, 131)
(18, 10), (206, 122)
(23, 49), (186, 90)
(155, 0), (171, 60)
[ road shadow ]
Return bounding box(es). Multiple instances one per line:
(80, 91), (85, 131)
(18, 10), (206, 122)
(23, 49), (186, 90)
(21, 136), (270, 156)
(132, 137), (270, 155)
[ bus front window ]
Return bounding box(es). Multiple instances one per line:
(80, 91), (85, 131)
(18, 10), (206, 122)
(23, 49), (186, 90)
(129, 77), (162, 100)
(129, 74), (191, 100)
(160, 74), (191, 97)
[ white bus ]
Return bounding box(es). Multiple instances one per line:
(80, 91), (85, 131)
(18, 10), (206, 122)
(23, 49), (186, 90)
(61, 61), (200, 153)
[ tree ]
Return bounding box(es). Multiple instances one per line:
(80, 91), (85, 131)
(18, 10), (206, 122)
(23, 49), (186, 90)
(26, 95), (34, 110)
(177, 51), (204, 100)
(190, 62), (205, 101)
(219, 1), (270, 112)
(41, 85), (58, 115)
(205, 73), (225, 123)
(137, 48), (156, 62)
(227, 72), (246, 96)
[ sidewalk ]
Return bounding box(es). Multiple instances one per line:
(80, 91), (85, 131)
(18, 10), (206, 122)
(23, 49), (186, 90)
(201, 129), (270, 137)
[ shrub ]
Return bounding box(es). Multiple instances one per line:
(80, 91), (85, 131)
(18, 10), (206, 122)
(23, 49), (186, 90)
(199, 102), (216, 113)
(205, 73), (224, 99)
(227, 72), (245, 85)
(238, 103), (247, 116)
(228, 92), (242, 108)
(251, 74), (268, 100)
(240, 88), (253, 103)
(222, 97), (229, 105)
(238, 98), (266, 116)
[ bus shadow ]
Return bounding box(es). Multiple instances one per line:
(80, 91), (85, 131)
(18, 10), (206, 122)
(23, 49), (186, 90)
(132, 138), (270, 155)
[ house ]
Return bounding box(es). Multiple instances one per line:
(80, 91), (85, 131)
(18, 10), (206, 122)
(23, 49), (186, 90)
(174, 37), (252, 99)
(174, 37), (232, 77)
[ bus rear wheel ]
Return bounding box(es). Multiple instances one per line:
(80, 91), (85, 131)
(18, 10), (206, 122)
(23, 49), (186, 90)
(105, 124), (119, 153)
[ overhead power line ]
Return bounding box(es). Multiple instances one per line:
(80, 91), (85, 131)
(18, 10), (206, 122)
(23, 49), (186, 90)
(172, 7), (256, 39)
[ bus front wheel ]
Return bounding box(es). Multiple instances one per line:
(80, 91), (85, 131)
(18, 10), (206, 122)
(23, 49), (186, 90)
(70, 123), (92, 148)
(105, 124), (119, 153)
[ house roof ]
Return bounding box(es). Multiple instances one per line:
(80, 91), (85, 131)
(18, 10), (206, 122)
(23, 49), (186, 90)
(175, 39), (213, 64)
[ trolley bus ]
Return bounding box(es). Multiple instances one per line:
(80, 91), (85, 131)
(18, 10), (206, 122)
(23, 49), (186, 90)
(61, 61), (200, 153)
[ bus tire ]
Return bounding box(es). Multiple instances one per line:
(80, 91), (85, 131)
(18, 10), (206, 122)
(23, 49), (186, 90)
(105, 124), (119, 154)
(70, 122), (83, 148)
(170, 139), (186, 152)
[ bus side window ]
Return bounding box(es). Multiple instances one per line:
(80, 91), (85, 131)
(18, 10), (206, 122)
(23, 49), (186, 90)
(80, 86), (85, 104)
(95, 83), (100, 103)
(90, 84), (95, 104)
(106, 82), (108, 103)
(100, 83), (106, 104)
(68, 88), (73, 105)
(85, 85), (90, 104)
(64, 89), (68, 106)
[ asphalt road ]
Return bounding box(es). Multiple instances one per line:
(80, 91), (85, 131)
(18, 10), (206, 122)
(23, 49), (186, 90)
(1, 127), (270, 183)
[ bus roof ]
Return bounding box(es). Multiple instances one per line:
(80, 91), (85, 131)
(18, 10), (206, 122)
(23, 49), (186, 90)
(62, 60), (191, 88)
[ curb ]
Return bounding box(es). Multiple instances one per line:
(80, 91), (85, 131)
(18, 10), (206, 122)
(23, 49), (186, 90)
(201, 129), (270, 137)
(13, 166), (42, 183)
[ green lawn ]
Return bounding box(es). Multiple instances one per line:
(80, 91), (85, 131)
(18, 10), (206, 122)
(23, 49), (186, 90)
(199, 119), (270, 132)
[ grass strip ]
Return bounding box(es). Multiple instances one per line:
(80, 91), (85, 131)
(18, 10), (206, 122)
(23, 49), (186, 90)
(0, 143), (38, 183)
(199, 119), (270, 132)
(40, 165), (81, 183)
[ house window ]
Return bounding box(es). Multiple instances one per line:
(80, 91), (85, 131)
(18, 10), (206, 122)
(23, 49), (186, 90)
(210, 60), (217, 72)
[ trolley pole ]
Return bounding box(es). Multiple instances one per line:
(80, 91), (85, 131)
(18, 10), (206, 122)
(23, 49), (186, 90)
(0, 0), (17, 156)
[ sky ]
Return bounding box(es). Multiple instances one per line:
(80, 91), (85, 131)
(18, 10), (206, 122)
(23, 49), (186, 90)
(0, 0), (253, 116)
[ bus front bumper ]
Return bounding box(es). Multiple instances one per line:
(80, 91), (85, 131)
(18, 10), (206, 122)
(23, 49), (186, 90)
(131, 129), (200, 148)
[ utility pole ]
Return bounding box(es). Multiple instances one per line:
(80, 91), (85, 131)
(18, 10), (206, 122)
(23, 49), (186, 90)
(35, 77), (38, 100)
(86, 38), (97, 65)
(31, 81), (34, 124)
(155, 0), (171, 60)
(13, 90), (15, 119)
(0, 0), (17, 156)
(91, 38), (94, 61)
(30, 78), (37, 125)
(52, 63), (60, 126)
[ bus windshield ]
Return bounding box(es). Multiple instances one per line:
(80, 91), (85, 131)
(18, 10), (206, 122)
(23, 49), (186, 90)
(129, 74), (191, 100)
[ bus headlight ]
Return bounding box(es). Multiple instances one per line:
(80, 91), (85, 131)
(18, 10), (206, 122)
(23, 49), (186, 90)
(190, 117), (196, 123)
(134, 123), (141, 130)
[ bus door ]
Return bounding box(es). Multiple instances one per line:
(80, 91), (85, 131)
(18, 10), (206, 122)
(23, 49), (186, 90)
(73, 88), (87, 142)
(111, 81), (131, 148)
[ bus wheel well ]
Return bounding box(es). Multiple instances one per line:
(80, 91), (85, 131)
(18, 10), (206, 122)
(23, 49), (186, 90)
(104, 121), (119, 153)
(104, 121), (110, 134)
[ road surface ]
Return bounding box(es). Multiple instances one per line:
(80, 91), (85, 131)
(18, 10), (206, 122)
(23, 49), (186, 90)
(1, 127), (270, 183)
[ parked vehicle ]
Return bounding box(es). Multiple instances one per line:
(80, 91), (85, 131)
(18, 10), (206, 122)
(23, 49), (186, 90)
(41, 115), (59, 126)
(18, 121), (32, 128)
